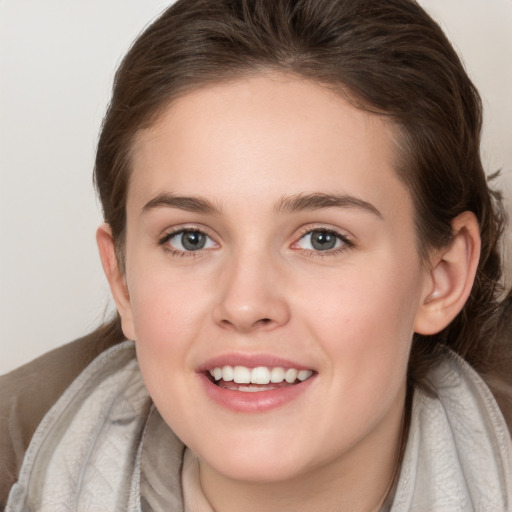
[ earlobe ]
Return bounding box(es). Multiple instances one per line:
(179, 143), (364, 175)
(414, 211), (481, 335)
(96, 224), (135, 340)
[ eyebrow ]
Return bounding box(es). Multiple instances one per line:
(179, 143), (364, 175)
(141, 191), (382, 219)
(142, 193), (222, 215)
(276, 193), (382, 218)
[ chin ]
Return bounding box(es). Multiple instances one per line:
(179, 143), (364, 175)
(187, 428), (313, 483)
(205, 453), (309, 484)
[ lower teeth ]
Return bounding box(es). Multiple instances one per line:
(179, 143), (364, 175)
(238, 385), (276, 392)
(218, 382), (280, 392)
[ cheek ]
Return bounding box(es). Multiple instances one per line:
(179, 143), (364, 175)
(128, 263), (209, 338)
(299, 255), (423, 380)
(125, 268), (211, 388)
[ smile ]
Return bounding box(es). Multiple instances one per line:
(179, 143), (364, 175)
(199, 356), (317, 412)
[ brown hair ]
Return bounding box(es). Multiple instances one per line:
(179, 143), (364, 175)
(94, 0), (510, 413)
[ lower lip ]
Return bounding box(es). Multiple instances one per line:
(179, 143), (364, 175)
(198, 373), (315, 413)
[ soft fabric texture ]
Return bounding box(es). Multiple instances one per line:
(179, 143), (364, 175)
(3, 340), (512, 511)
(0, 330), (121, 509)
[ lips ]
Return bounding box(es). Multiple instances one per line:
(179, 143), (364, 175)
(198, 355), (316, 412)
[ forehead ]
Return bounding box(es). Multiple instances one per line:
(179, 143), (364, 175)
(128, 73), (411, 221)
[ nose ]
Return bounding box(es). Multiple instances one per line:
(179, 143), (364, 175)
(212, 251), (290, 333)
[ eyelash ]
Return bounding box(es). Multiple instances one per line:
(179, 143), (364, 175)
(158, 226), (354, 258)
(292, 227), (355, 257)
(158, 227), (216, 258)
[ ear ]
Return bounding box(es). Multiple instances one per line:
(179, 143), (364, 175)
(414, 211), (481, 335)
(96, 224), (136, 340)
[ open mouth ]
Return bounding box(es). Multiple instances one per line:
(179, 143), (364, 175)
(207, 365), (314, 392)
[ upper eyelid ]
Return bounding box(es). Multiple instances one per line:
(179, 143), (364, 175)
(159, 224), (216, 242)
(294, 225), (354, 243)
(299, 227), (348, 238)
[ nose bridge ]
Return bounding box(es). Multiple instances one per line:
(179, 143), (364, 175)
(213, 243), (289, 332)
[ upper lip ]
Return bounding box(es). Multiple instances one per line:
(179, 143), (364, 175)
(197, 353), (314, 373)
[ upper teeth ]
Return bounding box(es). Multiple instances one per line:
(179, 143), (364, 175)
(208, 366), (313, 385)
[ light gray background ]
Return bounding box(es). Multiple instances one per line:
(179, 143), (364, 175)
(1, 0), (511, 374)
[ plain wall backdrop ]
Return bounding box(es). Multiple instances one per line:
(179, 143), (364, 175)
(1, 0), (511, 374)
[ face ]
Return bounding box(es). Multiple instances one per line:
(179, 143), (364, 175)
(115, 74), (432, 484)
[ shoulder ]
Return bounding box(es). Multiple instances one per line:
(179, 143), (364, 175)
(393, 351), (512, 510)
(428, 351), (512, 450)
(0, 327), (123, 509)
(486, 294), (512, 434)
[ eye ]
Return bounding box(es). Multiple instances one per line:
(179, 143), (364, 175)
(294, 229), (351, 252)
(161, 229), (217, 253)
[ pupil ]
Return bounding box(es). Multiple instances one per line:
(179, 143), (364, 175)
(181, 231), (206, 251)
(311, 231), (336, 250)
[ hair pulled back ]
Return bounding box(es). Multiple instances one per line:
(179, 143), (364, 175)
(94, 0), (508, 402)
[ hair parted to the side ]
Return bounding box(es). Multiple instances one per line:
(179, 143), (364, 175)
(94, 0), (510, 413)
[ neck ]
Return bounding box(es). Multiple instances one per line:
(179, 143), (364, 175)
(198, 387), (407, 512)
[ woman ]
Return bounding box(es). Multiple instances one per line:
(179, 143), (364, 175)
(2, 0), (511, 510)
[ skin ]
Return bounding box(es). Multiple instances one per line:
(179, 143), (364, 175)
(97, 73), (481, 511)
